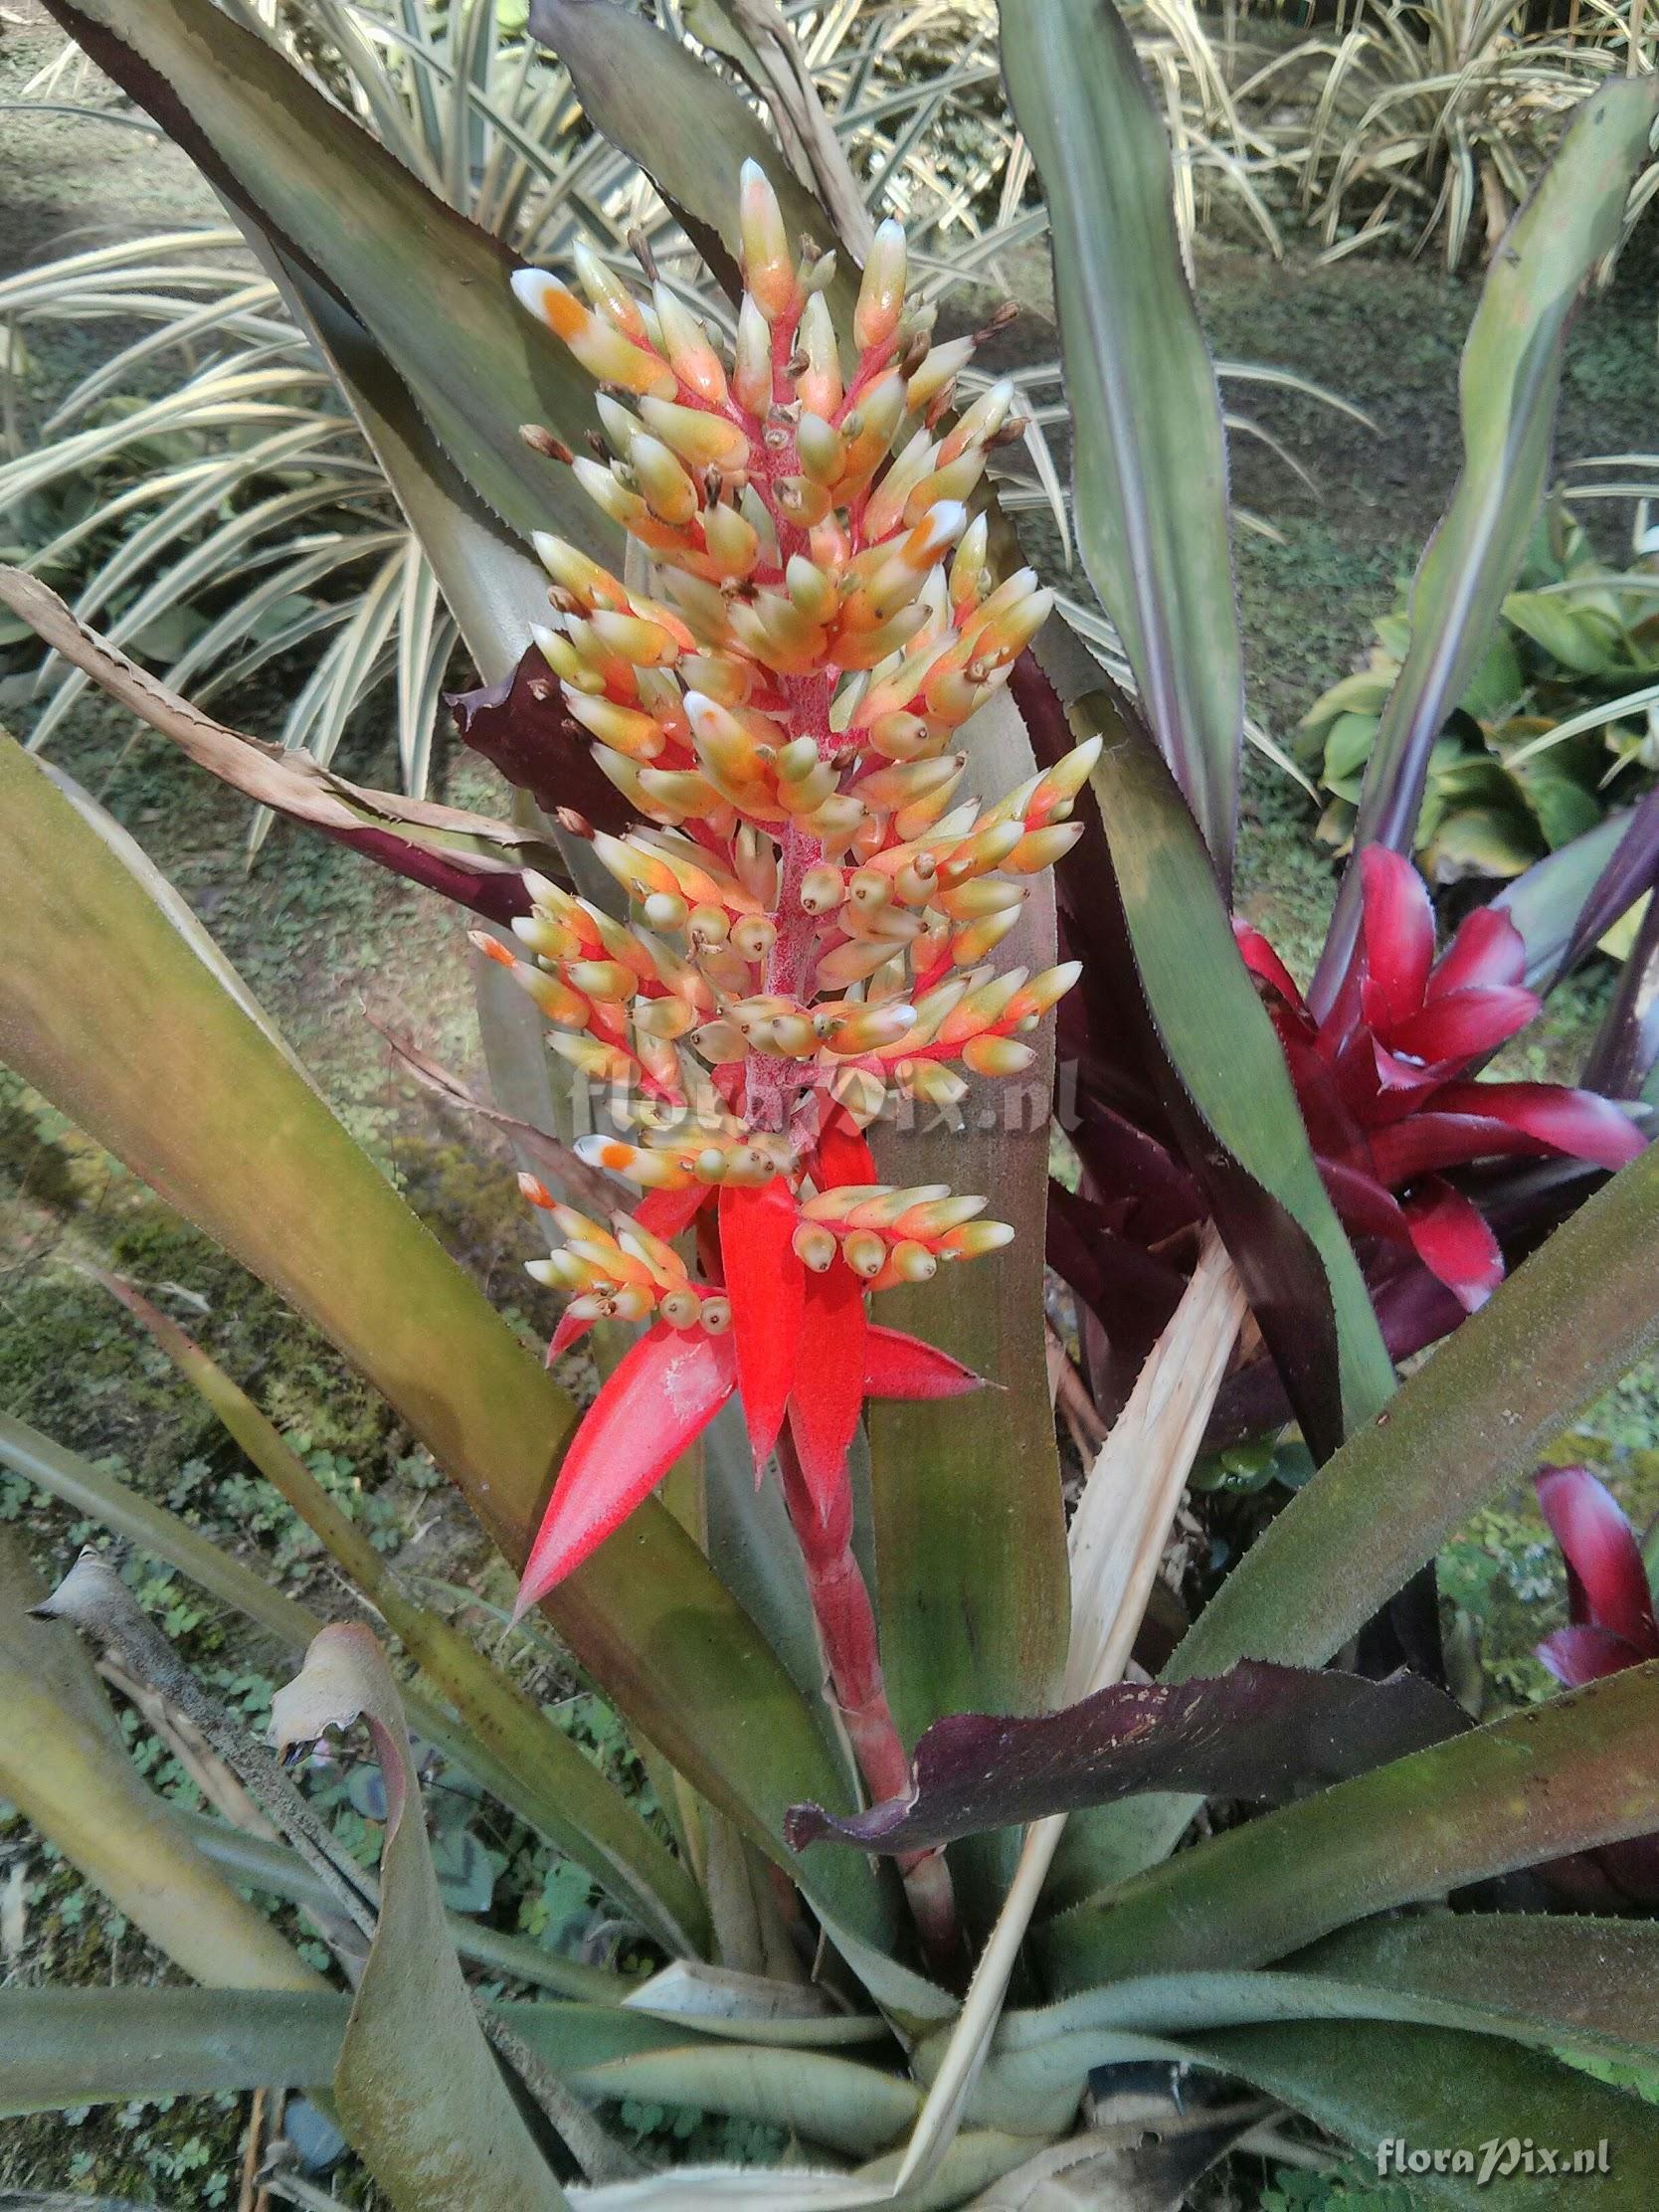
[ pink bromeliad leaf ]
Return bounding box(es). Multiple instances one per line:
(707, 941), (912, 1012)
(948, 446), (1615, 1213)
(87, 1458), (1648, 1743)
(720, 1178), (806, 1476)
(1358, 845), (1436, 1028)
(863, 1326), (986, 1400)
(516, 1322), (737, 1612)
(1424, 1082), (1645, 1173)
(1232, 920), (1307, 1015)
(1400, 1178), (1504, 1311)
(1536, 1465), (1659, 1653)
(1384, 985), (1541, 1067)
(1425, 903), (1527, 998)
(1537, 1623), (1649, 1687)
(787, 1260), (867, 1529)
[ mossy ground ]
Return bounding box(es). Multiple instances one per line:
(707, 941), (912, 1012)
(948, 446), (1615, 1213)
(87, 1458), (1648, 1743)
(3, 8), (1659, 2200)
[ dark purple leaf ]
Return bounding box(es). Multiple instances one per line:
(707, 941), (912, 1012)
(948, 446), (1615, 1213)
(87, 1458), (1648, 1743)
(330, 827), (532, 921)
(1046, 1179), (1189, 1420)
(1581, 878), (1659, 1101)
(1014, 641), (1357, 1457)
(448, 649), (633, 833)
(1552, 782), (1659, 983)
(785, 1660), (1467, 1852)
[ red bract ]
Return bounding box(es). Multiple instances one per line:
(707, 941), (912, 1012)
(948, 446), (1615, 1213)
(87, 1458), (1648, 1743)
(1236, 846), (1643, 1312)
(516, 1100), (988, 1613)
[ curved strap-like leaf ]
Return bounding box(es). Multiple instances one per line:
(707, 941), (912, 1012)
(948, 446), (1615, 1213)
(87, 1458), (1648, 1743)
(528, 0), (862, 331)
(1001, 0), (1243, 876)
(1042, 1658), (1659, 1992)
(43, 0), (607, 549)
(273, 1626), (569, 2210)
(0, 571), (552, 920)
(998, 1916), (1659, 2091)
(0, 1531), (325, 2003)
(1311, 76), (1659, 1012)
(1174, 2022), (1655, 2208)
(0, 731), (897, 1976)
(106, 1275), (707, 1955)
(866, 686), (1070, 1931)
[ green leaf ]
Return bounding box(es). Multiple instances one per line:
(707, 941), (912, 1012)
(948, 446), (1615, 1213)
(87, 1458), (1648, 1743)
(181, 1811), (633, 2005)
(999, 1915), (1659, 2087)
(0, 1406), (604, 1901)
(1001, 0), (1243, 872)
(1494, 809), (1633, 984)
(1042, 1660), (1659, 1992)
(42, 0), (607, 550)
(1172, 2023), (1657, 2207)
(102, 1273), (708, 1956)
(0, 1530), (324, 2001)
(272, 1624), (569, 2210)
(0, 731), (897, 1971)
(1311, 76), (1659, 1007)
(1504, 588), (1627, 676)
(0, 1987), (347, 2120)
(1081, 702), (1394, 1445)
(558, 2045), (921, 2159)
(264, 250), (558, 685)
(866, 687), (1070, 1924)
(528, 0), (862, 333)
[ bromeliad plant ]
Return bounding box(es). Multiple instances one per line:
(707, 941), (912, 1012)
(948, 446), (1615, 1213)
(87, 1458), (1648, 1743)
(10, 0), (1659, 2205)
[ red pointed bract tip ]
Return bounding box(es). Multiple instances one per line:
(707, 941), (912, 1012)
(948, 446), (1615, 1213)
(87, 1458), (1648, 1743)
(515, 1322), (739, 1616)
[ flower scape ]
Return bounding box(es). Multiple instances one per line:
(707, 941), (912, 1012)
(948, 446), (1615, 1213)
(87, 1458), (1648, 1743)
(482, 165), (1094, 1955)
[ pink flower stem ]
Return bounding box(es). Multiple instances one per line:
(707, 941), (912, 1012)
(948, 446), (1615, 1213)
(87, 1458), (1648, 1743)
(776, 1430), (960, 1975)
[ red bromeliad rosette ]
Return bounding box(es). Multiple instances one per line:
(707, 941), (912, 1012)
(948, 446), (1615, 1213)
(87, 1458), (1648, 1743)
(482, 168), (1091, 1965)
(1235, 845), (1643, 1315)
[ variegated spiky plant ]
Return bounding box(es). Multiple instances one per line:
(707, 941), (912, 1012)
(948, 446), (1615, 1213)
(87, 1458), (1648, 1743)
(484, 164), (1091, 1963)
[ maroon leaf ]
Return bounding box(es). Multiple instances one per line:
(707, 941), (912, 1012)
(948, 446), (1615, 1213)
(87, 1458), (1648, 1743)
(785, 1660), (1468, 1851)
(1536, 1465), (1659, 1651)
(1232, 921), (1308, 1014)
(1385, 986), (1541, 1067)
(1554, 781), (1659, 980)
(449, 648), (633, 833)
(1581, 878), (1659, 1102)
(1536, 1623), (1648, 1687)
(0, 569), (549, 921)
(1422, 1082), (1644, 1174)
